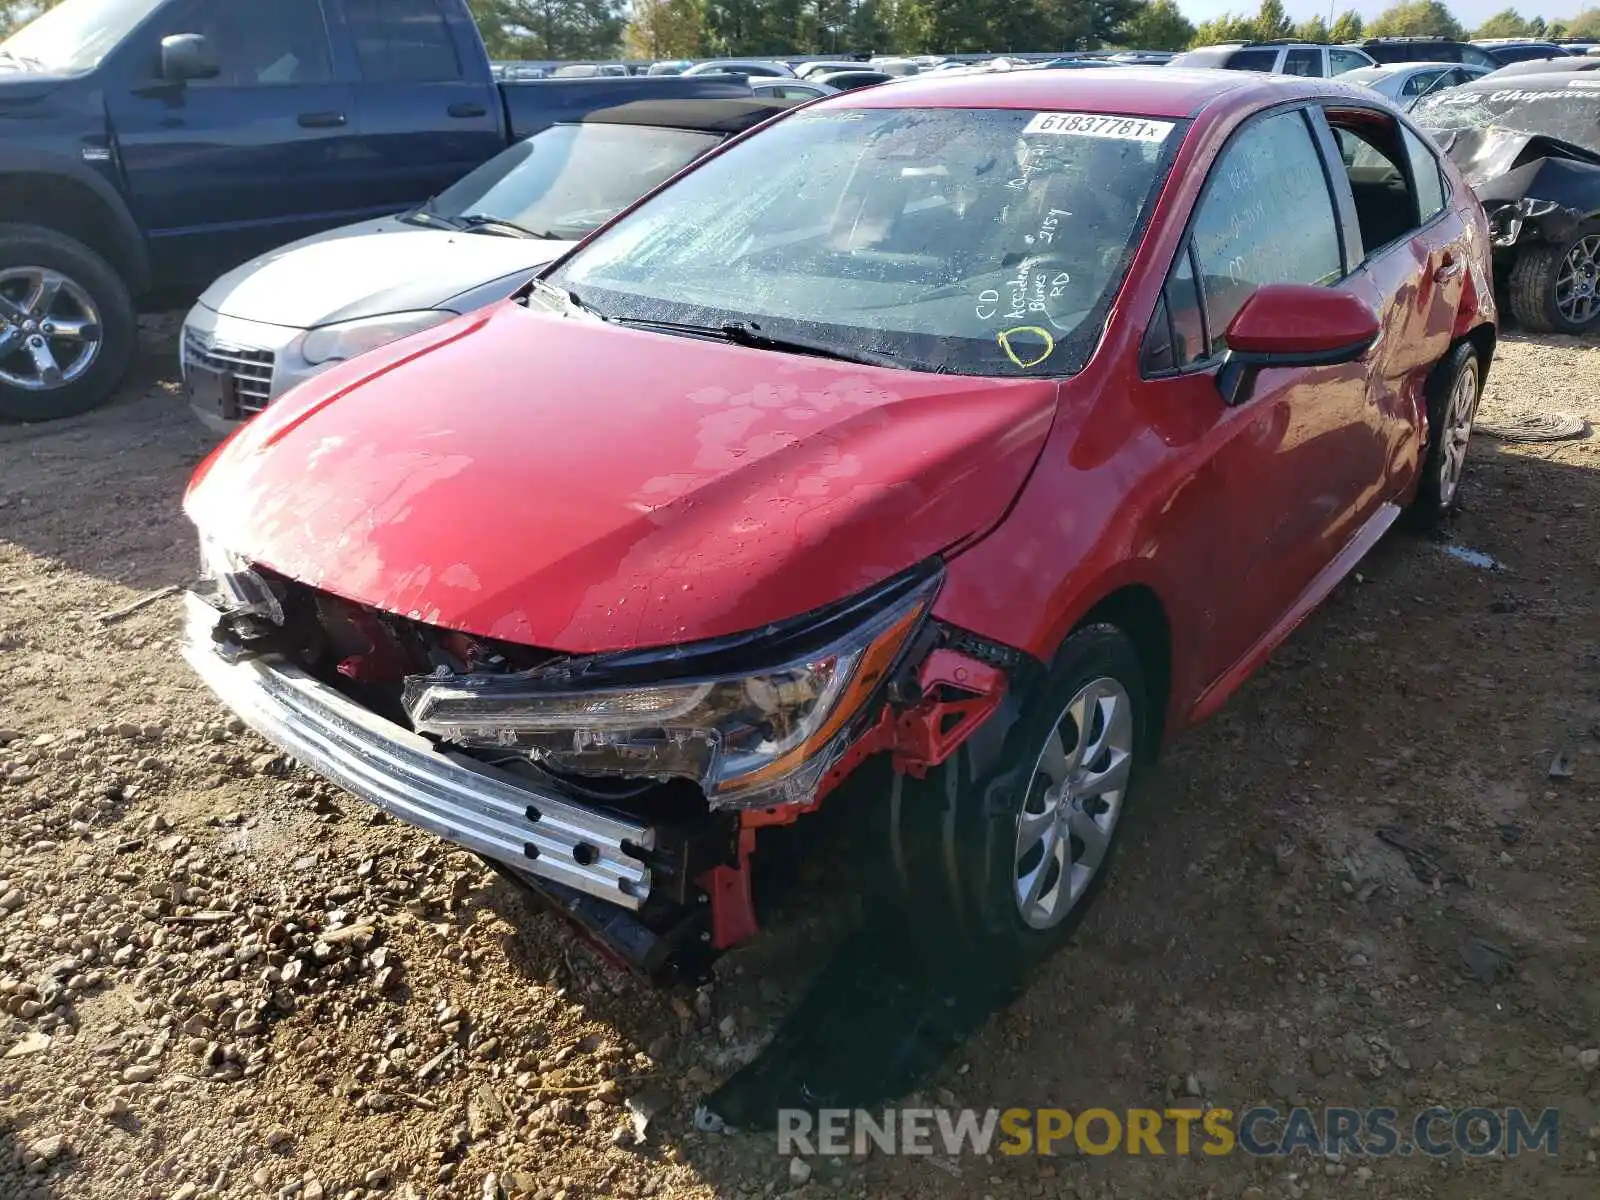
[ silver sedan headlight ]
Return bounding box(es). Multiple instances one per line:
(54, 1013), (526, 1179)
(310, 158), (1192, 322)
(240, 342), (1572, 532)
(402, 571), (941, 809)
(298, 310), (457, 367)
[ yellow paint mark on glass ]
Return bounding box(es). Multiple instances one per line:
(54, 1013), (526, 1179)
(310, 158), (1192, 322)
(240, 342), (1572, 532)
(998, 326), (1055, 369)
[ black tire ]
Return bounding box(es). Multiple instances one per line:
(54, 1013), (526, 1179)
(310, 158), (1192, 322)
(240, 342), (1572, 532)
(882, 624), (1148, 963)
(1409, 340), (1482, 527)
(1507, 222), (1600, 334)
(0, 223), (136, 422)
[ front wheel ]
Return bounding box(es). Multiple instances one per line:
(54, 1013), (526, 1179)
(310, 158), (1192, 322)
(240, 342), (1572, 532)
(884, 624), (1148, 959)
(1507, 224), (1600, 333)
(0, 223), (136, 422)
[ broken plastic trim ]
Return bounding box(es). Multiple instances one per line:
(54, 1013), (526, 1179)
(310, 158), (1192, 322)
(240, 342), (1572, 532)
(196, 532), (284, 628)
(1486, 195), (1567, 247)
(402, 562), (945, 810)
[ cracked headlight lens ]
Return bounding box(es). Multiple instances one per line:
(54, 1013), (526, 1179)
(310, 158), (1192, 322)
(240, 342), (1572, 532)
(403, 571), (940, 808)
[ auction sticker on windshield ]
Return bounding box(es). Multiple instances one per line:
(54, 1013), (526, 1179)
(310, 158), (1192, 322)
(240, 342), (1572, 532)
(1023, 113), (1175, 141)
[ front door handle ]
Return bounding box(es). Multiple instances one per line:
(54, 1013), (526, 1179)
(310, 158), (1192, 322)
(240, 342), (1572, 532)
(298, 110), (347, 128)
(1434, 250), (1462, 282)
(448, 102), (488, 118)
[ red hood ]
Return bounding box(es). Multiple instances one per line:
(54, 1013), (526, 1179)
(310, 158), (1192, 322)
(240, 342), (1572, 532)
(185, 302), (1058, 653)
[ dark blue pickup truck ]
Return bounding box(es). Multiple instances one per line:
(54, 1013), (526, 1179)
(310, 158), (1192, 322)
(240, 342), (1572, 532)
(0, 0), (750, 421)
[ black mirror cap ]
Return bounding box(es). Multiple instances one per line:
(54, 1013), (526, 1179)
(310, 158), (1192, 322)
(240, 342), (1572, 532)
(1215, 335), (1378, 407)
(161, 33), (220, 83)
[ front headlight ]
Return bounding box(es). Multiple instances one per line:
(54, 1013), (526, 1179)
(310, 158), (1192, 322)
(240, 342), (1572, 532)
(298, 310), (456, 367)
(402, 569), (941, 808)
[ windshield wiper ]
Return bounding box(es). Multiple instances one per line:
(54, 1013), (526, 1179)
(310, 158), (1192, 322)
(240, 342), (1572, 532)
(612, 318), (904, 368)
(0, 49), (44, 70)
(456, 213), (557, 240)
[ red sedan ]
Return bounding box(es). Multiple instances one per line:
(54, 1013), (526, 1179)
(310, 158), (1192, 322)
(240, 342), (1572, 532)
(182, 69), (1495, 972)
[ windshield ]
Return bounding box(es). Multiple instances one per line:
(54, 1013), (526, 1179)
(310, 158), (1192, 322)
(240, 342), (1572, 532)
(1413, 83), (1600, 154)
(421, 123), (722, 240)
(0, 0), (165, 74)
(548, 107), (1184, 376)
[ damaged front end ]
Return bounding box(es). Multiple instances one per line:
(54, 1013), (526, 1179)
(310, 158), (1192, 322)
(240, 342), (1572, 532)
(1434, 126), (1600, 249)
(183, 541), (1019, 976)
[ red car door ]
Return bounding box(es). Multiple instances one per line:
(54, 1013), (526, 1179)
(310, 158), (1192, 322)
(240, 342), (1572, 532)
(1316, 110), (1466, 504)
(1137, 107), (1387, 694)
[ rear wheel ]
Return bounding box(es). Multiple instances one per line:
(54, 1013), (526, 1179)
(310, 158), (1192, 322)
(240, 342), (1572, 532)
(884, 625), (1147, 960)
(0, 224), (136, 422)
(1507, 224), (1600, 334)
(1410, 340), (1481, 524)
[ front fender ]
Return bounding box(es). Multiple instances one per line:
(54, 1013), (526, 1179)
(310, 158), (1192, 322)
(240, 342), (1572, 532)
(0, 143), (150, 291)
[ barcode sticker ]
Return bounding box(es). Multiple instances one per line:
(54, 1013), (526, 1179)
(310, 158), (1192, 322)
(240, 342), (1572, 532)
(1023, 112), (1176, 141)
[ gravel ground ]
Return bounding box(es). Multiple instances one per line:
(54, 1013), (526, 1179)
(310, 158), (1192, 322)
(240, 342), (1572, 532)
(2, 318), (1599, 1200)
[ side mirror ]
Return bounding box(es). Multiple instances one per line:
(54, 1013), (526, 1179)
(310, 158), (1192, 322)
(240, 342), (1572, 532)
(1216, 283), (1380, 407)
(160, 33), (219, 83)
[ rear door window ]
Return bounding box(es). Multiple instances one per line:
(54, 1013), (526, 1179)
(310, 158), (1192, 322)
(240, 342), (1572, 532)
(1402, 126), (1447, 221)
(1328, 48), (1371, 75)
(1283, 48), (1322, 77)
(1226, 48), (1280, 72)
(1328, 116), (1424, 253)
(344, 0), (462, 82)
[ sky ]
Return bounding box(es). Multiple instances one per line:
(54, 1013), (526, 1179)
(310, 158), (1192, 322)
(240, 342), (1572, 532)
(1176, 0), (1594, 27)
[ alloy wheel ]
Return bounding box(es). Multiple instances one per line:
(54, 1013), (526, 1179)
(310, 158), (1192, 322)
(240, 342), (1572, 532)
(0, 266), (102, 392)
(1435, 356), (1479, 509)
(1013, 676), (1134, 930)
(1555, 234), (1600, 328)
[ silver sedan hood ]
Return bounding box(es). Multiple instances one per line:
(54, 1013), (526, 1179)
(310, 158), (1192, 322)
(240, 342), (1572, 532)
(196, 216), (576, 328)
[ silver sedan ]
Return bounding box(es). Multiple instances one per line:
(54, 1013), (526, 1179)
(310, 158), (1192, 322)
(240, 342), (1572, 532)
(1340, 61), (1492, 109)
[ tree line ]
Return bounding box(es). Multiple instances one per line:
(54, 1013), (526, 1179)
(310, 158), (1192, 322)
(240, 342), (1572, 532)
(1, 0), (1597, 70)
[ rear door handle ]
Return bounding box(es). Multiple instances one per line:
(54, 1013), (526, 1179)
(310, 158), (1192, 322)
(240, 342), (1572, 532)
(298, 111), (347, 128)
(1434, 250), (1462, 282)
(448, 102), (488, 118)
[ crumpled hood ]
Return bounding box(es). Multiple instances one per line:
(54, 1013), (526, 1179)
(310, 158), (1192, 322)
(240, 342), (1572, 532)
(1428, 124), (1600, 188)
(185, 302), (1058, 653)
(197, 216), (574, 327)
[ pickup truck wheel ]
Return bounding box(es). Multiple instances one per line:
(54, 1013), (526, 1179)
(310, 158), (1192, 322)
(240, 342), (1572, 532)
(883, 625), (1147, 961)
(1409, 340), (1481, 525)
(0, 224), (136, 422)
(1507, 225), (1600, 334)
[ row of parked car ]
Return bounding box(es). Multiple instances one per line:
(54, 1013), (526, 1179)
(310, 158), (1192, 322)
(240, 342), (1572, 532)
(175, 60), (1528, 977)
(179, 42), (1600, 432)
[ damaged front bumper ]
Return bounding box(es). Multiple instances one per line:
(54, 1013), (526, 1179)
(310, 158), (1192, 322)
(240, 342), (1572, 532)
(181, 591), (657, 910)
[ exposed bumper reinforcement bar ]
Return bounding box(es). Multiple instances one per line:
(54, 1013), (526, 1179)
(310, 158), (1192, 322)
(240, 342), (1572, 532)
(181, 592), (654, 909)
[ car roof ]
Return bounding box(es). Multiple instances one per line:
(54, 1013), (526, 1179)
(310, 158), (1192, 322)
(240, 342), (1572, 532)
(575, 97), (801, 134)
(834, 66), (1318, 119)
(1487, 56), (1600, 75)
(1359, 60), (1467, 74)
(1451, 68), (1600, 91)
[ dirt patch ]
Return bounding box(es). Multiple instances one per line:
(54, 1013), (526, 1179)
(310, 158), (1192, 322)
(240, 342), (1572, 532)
(2, 325), (1599, 1200)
